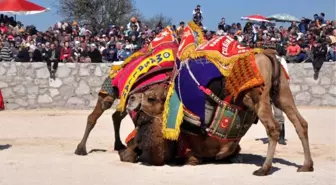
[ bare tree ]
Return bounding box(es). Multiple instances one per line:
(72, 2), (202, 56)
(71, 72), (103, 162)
(142, 13), (173, 29)
(55, 0), (137, 32)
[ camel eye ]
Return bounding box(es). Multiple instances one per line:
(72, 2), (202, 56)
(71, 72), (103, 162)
(147, 97), (157, 102)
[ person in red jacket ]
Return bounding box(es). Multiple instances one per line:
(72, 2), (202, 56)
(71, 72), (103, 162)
(60, 41), (72, 62)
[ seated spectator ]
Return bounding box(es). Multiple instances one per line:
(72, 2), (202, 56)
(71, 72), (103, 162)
(30, 44), (43, 62)
(311, 38), (328, 79)
(60, 41), (72, 62)
(42, 43), (58, 78)
(104, 43), (118, 62)
(71, 41), (82, 62)
(328, 44), (336, 61)
(177, 22), (185, 40)
(286, 40), (301, 63)
(216, 25), (226, 36)
(296, 45), (310, 62)
(88, 43), (102, 63)
(0, 41), (13, 62)
(0, 22), (8, 34)
(16, 43), (30, 62)
(128, 24), (139, 38)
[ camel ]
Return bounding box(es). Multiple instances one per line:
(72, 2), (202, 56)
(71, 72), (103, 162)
(121, 50), (314, 176)
(75, 44), (178, 155)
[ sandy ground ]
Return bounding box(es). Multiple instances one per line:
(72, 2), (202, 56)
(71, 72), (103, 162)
(0, 107), (336, 185)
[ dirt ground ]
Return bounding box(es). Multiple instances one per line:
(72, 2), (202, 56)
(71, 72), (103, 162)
(0, 107), (335, 185)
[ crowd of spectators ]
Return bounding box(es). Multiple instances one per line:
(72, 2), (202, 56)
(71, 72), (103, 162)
(0, 7), (335, 70)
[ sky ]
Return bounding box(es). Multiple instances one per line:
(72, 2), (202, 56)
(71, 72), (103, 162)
(14, 0), (336, 31)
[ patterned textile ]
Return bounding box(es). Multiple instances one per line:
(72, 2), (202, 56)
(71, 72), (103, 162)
(0, 89), (4, 110)
(98, 26), (179, 112)
(207, 105), (256, 141)
(99, 77), (115, 96)
(162, 21), (209, 140)
(108, 26), (179, 79)
(177, 21), (207, 61)
(115, 46), (177, 112)
(225, 54), (264, 98)
(175, 57), (222, 123)
(162, 83), (184, 140)
(195, 35), (263, 77)
(150, 26), (179, 49)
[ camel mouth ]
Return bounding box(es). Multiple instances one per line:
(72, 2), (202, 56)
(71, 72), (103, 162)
(126, 99), (142, 112)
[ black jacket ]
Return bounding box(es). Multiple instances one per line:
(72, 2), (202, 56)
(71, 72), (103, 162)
(88, 48), (102, 63)
(16, 48), (30, 62)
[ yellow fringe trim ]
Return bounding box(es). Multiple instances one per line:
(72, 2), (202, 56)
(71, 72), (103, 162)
(178, 21), (207, 61)
(187, 21), (206, 46)
(162, 81), (184, 140)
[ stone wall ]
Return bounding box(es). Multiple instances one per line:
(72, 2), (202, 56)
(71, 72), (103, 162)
(288, 62), (336, 106)
(0, 62), (112, 110)
(0, 62), (335, 110)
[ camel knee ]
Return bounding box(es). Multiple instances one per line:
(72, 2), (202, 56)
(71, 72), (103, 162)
(266, 124), (280, 139)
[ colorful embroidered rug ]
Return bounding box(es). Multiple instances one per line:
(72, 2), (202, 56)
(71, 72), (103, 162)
(174, 57), (222, 124)
(115, 46), (177, 112)
(162, 21), (206, 140)
(107, 26), (178, 79)
(99, 26), (179, 112)
(195, 36), (265, 98)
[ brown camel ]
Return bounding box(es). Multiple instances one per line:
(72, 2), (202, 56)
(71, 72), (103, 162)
(75, 65), (176, 155)
(75, 91), (129, 155)
(122, 50), (314, 176)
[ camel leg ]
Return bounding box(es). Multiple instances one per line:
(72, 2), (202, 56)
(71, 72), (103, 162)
(254, 99), (280, 176)
(112, 111), (128, 151)
(185, 151), (201, 165)
(274, 78), (314, 172)
(244, 88), (280, 176)
(119, 139), (138, 163)
(75, 95), (109, 155)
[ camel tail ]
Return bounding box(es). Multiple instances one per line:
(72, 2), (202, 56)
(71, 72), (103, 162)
(262, 49), (282, 102)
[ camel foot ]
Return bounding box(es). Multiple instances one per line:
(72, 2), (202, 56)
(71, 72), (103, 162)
(186, 156), (201, 165)
(253, 167), (270, 176)
(118, 149), (137, 163)
(75, 145), (88, 156)
(114, 143), (126, 151)
(297, 165), (314, 172)
(228, 154), (244, 163)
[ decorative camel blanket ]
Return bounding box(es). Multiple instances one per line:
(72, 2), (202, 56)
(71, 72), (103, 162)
(195, 36), (265, 98)
(99, 26), (179, 112)
(162, 22), (264, 141)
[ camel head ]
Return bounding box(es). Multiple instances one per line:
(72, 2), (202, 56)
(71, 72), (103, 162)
(126, 83), (175, 166)
(126, 83), (168, 117)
